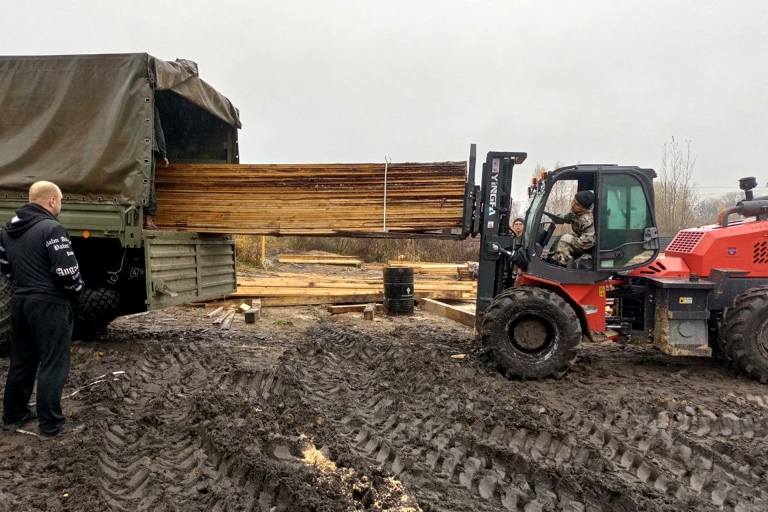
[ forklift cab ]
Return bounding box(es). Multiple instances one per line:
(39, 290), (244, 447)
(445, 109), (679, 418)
(468, 149), (662, 380)
(467, 148), (660, 320)
(521, 165), (660, 285)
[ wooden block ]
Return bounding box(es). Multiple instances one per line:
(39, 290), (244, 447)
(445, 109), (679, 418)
(238, 303), (252, 313)
(419, 298), (475, 328)
(363, 303), (376, 320)
(244, 310), (258, 323)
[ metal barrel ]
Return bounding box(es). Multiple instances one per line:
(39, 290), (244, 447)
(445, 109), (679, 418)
(383, 266), (414, 315)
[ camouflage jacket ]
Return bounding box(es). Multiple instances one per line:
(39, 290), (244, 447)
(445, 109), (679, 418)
(562, 206), (595, 250)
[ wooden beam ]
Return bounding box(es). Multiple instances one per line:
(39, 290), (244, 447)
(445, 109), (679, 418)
(253, 291), (473, 306)
(419, 298), (476, 328)
(276, 255), (362, 266)
(221, 311), (236, 330)
(327, 304), (386, 315)
(206, 306), (224, 317)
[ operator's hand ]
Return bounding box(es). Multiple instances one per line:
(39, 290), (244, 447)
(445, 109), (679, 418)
(164, 158), (170, 167)
(544, 211), (566, 224)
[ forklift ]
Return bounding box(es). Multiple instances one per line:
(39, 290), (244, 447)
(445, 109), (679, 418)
(465, 145), (768, 382)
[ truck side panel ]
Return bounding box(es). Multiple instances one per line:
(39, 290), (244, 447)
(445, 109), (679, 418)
(144, 232), (236, 310)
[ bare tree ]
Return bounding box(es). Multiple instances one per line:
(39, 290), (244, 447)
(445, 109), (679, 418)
(655, 137), (698, 235)
(693, 191), (744, 226)
(526, 162), (577, 235)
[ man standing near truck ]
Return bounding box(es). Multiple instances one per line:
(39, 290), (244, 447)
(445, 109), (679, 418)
(0, 181), (86, 439)
(144, 105), (170, 230)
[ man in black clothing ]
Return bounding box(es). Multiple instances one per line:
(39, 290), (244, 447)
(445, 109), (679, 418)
(144, 105), (170, 230)
(0, 181), (85, 439)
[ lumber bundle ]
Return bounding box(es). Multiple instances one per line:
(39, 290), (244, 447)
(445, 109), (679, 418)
(154, 162), (467, 235)
(229, 274), (476, 306)
(387, 260), (469, 277)
(277, 254), (362, 266)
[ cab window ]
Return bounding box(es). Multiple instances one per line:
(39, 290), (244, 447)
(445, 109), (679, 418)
(599, 174), (655, 269)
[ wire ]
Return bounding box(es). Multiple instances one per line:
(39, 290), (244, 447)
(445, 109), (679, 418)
(383, 155), (391, 232)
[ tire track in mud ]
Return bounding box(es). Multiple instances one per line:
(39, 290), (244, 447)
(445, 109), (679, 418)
(290, 324), (651, 512)
(96, 342), (269, 511)
(565, 400), (768, 510)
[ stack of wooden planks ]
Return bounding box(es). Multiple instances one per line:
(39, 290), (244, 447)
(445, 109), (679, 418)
(154, 162), (467, 235)
(229, 272), (476, 306)
(277, 254), (362, 266)
(387, 260), (470, 277)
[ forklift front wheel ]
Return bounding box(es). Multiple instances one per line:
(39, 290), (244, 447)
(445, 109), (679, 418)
(481, 287), (582, 380)
(720, 286), (768, 384)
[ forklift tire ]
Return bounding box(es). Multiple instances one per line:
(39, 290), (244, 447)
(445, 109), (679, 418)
(0, 275), (12, 357)
(73, 287), (123, 342)
(719, 286), (768, 384)
(481, 286), (582, 380)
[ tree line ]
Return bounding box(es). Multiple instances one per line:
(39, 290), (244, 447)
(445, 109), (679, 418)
(521, 136), (753, 237)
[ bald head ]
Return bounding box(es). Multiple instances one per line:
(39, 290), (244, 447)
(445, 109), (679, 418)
(29, 181), (63, 216)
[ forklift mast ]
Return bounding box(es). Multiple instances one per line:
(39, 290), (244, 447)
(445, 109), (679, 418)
(461, 145), (527, 318)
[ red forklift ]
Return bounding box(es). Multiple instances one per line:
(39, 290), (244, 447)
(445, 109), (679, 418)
(465, 146), (768, 382)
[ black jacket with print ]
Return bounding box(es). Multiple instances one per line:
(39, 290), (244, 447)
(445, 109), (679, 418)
(0, 203), (84, 305)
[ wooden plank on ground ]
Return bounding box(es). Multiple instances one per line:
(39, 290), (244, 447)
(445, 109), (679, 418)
(277, 254), (362, 266)
(419, 298), (476, 328)
(327, 304), (386, 315)
(221, 311), (236, 330)
(213, 310), (233, 324)
(256, 290), (472, 307)
(206, 306), (225, 317)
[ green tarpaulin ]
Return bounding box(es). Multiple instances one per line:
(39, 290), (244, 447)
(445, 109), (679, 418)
(0, 53), (240, 205)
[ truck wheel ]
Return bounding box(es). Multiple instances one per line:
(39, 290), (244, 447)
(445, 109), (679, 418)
(0, 275), (12, 357)
(73, 287), (123, 341)
(481, 287), (582, 380)
(719, 286), (768, 383)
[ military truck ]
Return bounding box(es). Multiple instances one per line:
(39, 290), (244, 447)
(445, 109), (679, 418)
(0, 53), (241, 354)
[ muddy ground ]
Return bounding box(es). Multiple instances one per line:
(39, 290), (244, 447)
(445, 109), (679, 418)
(2, 295), (768, 511)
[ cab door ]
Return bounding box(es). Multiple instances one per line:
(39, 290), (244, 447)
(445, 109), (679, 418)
(597, 172), (659, 271)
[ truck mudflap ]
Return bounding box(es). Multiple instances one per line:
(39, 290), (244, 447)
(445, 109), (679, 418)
(144, 231), (236, 310)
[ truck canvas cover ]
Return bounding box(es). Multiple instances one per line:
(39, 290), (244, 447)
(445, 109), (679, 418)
(0, 53), (240, 205)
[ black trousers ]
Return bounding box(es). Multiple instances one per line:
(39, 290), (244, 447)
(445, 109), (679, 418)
(2, 297), (73, 435)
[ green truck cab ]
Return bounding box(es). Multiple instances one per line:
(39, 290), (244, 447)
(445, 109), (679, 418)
(0, 53), (240, 352)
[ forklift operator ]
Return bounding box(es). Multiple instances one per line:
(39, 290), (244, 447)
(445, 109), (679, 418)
(549, 190), (595, 266)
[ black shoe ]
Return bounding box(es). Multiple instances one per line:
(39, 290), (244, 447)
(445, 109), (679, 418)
(2, 411), (38, 431)
(39, 420), (85, 440)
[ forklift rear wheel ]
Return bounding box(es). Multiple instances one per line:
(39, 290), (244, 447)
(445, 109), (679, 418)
(719, 286), (768, 383)
(481, 287), (582, 380)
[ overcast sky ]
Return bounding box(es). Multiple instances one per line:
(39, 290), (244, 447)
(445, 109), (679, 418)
(3, 0), (767, 201)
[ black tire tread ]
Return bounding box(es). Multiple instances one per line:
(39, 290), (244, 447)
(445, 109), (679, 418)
(719, 285), (768, 384)
(481, 286), (582, 380)
(73, 287), (123, 341)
